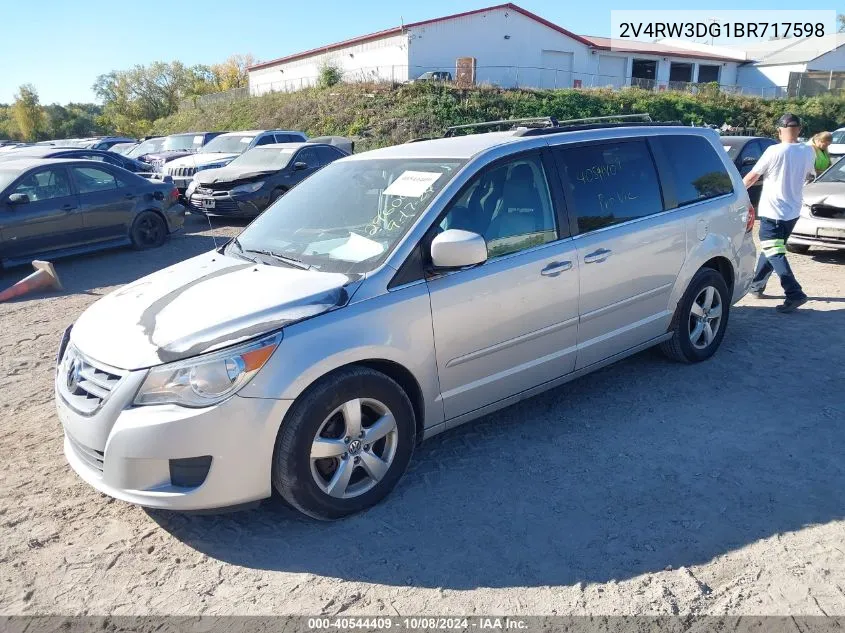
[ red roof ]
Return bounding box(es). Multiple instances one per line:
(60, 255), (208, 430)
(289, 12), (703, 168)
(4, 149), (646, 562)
(248, 3), (594, 71)
(580, 35), (744, 63)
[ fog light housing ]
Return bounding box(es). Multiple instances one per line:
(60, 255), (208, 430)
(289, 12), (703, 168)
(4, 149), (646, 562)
(169, 456), (212, 488)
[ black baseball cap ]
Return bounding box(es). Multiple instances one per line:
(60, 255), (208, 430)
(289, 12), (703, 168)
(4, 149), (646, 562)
(777, 113), (801, 128)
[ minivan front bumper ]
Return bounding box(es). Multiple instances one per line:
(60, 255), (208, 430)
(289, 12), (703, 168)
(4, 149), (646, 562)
(56, 349), (292, 511)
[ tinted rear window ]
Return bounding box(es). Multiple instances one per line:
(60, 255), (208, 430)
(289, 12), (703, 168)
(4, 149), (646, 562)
(658, 135), (733, 207)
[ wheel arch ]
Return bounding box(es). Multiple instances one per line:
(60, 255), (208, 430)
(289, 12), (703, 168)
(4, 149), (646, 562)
(135, 207), (169, 232)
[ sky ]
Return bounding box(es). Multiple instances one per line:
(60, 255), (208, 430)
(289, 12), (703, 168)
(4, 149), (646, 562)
(0, 0), (832, 104)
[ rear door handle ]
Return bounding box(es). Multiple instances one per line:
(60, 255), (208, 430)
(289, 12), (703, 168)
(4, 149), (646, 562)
(540, 260), (572, 277)
(584, 248), (612, 264)
(61, 204), (77, 211)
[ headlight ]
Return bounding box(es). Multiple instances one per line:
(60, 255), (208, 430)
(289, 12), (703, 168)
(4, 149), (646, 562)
(185, 179), (198, 197)
(196, 162), (228, 172)
(231, 181), (264, 195)
(133, 333), (281, 408)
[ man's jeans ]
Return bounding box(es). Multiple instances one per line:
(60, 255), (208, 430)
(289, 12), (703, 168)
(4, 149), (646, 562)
(751, 217), (805, 300)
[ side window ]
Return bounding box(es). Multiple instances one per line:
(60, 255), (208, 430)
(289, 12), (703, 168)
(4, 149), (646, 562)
(738, 140), (762, 165)
(73, 152), (105, 162)
(316, 146), (342, 164)
(72, 166), (119, 194)
(557, 140), (664, 233)
(274, 134), (292, 143)
(296, 147), (319, 167)
(255, 134), (277, 146)
(12, 168), (72, 202)
(658, 135), (734, 206)
(440, 154), (558, 258)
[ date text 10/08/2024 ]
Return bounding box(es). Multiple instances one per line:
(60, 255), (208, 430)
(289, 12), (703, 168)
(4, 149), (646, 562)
(306, 617), (530, 630)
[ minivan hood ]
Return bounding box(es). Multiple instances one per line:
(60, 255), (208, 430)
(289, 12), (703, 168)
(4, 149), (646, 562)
(195, 166), (277, 185)
(803, 182), (845, 206)
(169, 152), (239, 168)
(71, 251), (350, 370)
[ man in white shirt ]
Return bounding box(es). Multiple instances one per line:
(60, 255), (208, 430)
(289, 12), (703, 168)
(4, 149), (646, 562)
(743, 113), (815, 313)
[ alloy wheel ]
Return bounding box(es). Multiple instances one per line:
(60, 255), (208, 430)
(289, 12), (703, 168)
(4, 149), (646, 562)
(309, 398), (399, 499)
(688, 286), (723, 350)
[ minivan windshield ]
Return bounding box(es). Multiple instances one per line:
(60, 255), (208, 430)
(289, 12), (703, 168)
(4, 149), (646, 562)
(201, 135), (254, 154)
(228, 147), (297, 171)
(127, 138), (164, 158)
(231, 158), (465, 274)
(816, 156), (845, 183)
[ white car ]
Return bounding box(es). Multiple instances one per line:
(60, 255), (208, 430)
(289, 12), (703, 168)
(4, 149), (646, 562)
(828, 128), (845, 162)
(164, 130), (307, 192)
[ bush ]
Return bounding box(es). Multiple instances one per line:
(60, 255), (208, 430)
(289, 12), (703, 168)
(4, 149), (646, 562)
(317, 63), (343, 89)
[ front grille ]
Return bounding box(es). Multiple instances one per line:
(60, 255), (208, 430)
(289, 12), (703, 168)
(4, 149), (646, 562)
(811, 204), (845, 220)
(57, 346), (125, 415)
(67, 433), (104, 474)
(166, 166), (197, 178)
(188, 195), (241, 214)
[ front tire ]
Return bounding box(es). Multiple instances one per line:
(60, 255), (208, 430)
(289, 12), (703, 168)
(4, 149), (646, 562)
(271, 366), (416, 520)
(130, 211), (167, 249)
(661, 268), (730, 363)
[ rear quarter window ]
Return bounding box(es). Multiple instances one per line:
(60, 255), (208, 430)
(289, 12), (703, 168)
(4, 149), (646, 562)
(657, 135), (734, 207)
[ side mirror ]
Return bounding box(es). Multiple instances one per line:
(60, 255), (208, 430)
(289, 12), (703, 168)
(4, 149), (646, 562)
(430, 229), (487, 269)
(742, 156), (757, 166)
(293, 162), (308, 171)
(7, 193), (29, 205)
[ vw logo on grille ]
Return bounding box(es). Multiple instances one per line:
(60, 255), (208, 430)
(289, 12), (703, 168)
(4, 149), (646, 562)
(66, 357), (82, 392)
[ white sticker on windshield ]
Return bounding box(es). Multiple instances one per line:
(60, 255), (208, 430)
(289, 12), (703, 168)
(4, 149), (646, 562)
(240, 137), (254, 143)
(193, 135), (204, 144)
(723, 145), (731, 152)
(382, 171), (442, 198)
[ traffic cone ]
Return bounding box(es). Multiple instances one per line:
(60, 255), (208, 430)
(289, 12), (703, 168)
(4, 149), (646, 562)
(0, 260), (62, 302)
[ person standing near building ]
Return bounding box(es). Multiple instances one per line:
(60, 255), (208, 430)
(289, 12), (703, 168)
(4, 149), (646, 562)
(743, 113), (815, 313)
(808, 131), (832, 177)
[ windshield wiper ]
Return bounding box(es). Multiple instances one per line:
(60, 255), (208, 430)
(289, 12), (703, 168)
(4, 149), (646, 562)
(243, 247), (311, 270)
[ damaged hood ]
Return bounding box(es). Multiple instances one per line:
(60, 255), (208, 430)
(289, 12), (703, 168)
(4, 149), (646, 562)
(803, 182), (845, 207)
(195, 166), (277, 186)
(71, 251), (351, 370)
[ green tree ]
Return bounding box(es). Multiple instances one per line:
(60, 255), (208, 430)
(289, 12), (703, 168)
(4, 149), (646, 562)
(12, 84), (45, 140)
(317, 62), (343, 89)
(210, 54), (255, 91)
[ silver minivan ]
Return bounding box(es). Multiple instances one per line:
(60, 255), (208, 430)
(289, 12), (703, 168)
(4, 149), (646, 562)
(55, 123), (757, 519)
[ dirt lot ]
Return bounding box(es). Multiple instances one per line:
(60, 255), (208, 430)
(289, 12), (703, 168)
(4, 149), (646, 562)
(1, 215), (844, 616)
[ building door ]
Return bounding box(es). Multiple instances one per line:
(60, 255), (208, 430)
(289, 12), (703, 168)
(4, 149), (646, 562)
(539, 50), (573, 89)
(697, 64), (720, 83)
(631, 59), (657, 89)
(669, 62), (694, 88)
(597, 55), (627, 89)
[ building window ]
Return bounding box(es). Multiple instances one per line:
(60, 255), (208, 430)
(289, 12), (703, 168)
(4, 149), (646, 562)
(669, 62), (693, 83)
(697, 64), (720, 83)
(631, 59), (657, 89)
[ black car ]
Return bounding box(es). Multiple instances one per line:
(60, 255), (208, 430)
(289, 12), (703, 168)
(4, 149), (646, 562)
(0, 158), (185, 268)
(0, 146), (153, 175)
(720, 136), (777, 206)
(186, 142), (349, 217)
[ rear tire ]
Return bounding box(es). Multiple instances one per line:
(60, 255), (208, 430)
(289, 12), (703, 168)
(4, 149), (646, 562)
(786, 243), (810, 254)
(130, 211), (167, 249)
(660, 268), (730, 363)
(271, 366), (415, 520)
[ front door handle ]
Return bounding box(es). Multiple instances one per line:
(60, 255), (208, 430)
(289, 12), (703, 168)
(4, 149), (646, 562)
(584, 248), (612, 264)
(61, 204), (78, 211)
(540, 260), (572, 277)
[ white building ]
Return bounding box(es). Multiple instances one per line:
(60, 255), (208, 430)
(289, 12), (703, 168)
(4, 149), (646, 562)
(248, 3), (742, 95)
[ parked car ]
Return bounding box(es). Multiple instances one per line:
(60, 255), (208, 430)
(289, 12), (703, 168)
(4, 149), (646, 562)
(185, 142), (349, 217)
(720, 136), (777, 206)
(828, 127), (845, 162)
(787, 156), (845, 253)
(0, 158), (184, 267)
(412, 71), (453, 83)
(125, 137), (165, 161)
(163, 130), (308, 194)
(55, 123), (756, 518)
(0, 146), (154, 175)
(81, 136), (138, 150)
(142, 132), (224, 172)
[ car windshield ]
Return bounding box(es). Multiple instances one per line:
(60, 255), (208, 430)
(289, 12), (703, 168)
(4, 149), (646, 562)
(201, 135), (254, 154)
(231, 158), (465, 274)
(816, 157), (845, 183)
(0, 169), (19, 192)
(161, 134), (203, 152)
(228, 147), (297, 171)
(127, 138), (164, 157)
(831, 130), (845, 144)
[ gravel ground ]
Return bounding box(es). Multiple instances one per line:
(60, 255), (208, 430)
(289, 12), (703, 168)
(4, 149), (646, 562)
(1, 215), (844, 616)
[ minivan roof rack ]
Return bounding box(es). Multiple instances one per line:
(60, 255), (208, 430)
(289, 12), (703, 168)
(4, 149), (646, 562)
(444, 117), (559, 137)
(514, 115), (690, 137)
